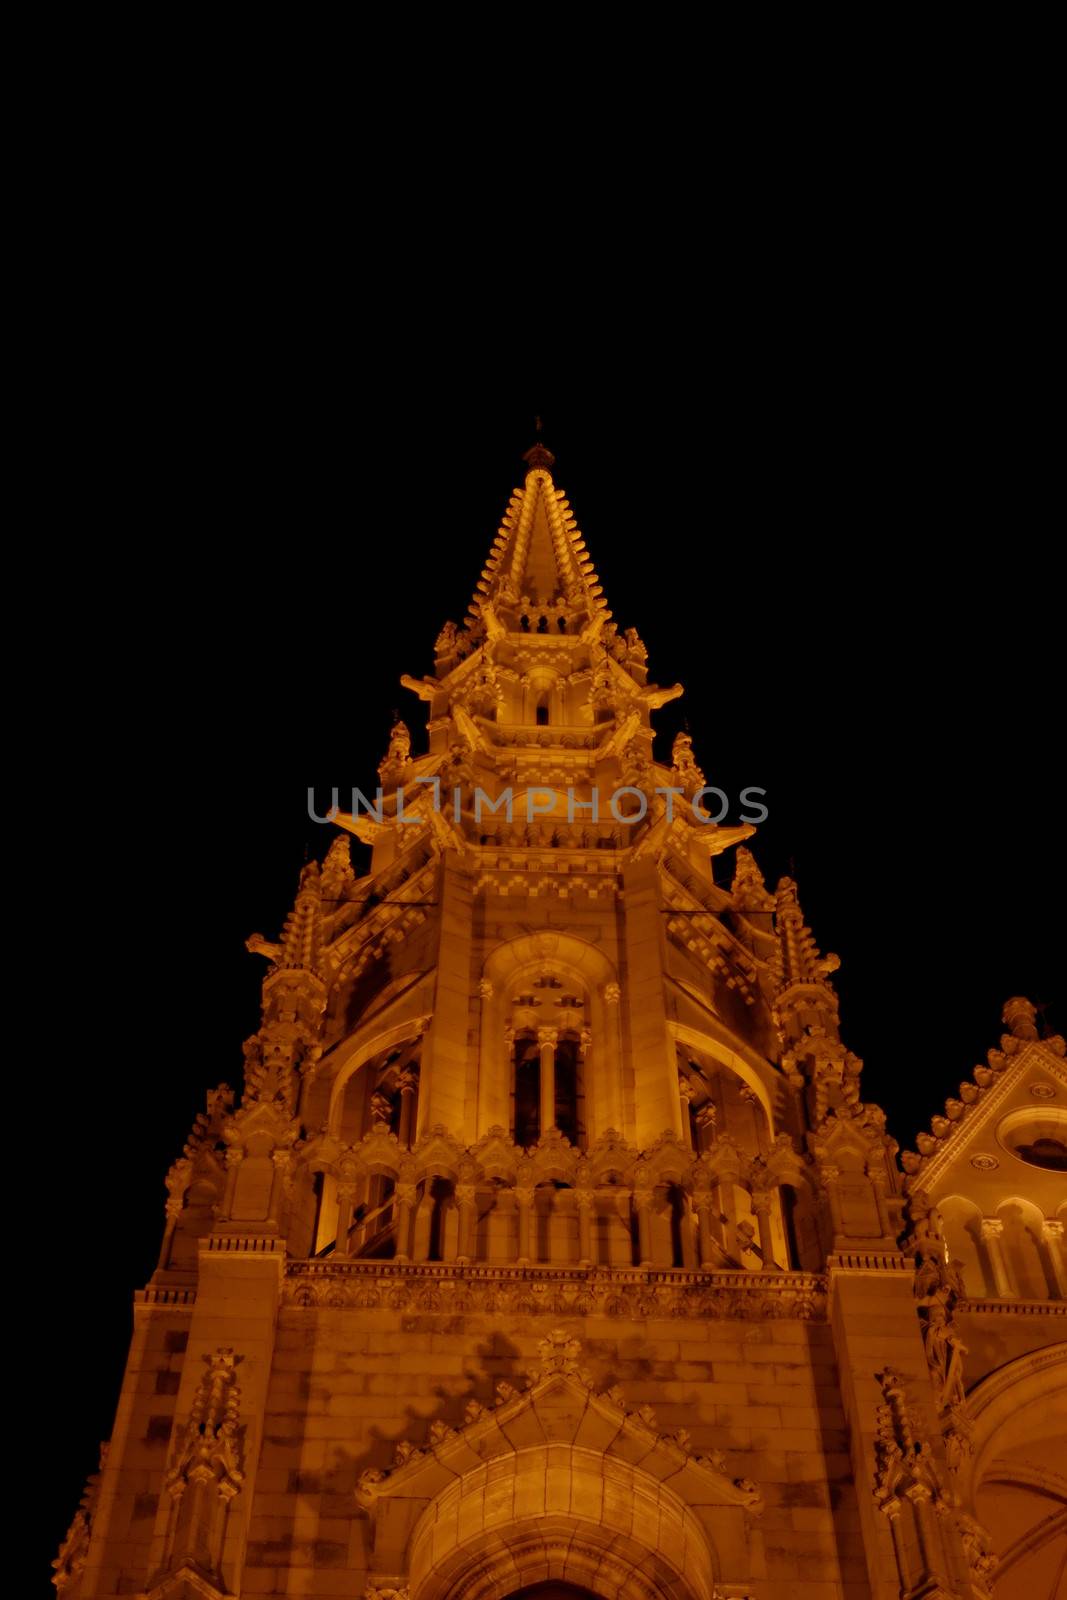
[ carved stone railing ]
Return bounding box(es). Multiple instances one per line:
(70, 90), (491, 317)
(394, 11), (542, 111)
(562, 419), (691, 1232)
(282, 1258), (828, 1319)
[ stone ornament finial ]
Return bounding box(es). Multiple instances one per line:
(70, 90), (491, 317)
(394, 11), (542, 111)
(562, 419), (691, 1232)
(1002, 995), (1039, 1041)
(522, 417), (556, 473)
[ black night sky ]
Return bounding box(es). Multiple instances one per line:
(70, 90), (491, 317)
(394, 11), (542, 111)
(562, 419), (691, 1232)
(46, 377), (1062, 1575)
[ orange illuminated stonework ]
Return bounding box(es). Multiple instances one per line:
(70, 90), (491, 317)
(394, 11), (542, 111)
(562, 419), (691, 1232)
(57, 449), (1065, 1600)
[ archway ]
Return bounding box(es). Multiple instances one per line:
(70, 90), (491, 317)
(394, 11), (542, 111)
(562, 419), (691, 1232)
(507, 1586), (599, 1600)
(406, 1466), (714, 1600)
(960, 1343), (1067, 1600)
(355, 1336), (759, 1600)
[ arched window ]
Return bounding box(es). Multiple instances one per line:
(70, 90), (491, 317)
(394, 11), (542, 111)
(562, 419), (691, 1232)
(553, 1033), (585, 1146)
(427, 1176), (453, 1262)
(510, 1027), (586, 1150)
(512, 1032), (541, 1147)
(535, 695), (550, 726)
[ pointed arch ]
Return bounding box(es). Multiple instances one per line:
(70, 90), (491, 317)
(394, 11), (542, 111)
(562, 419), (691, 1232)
(669, 1021), (775, 1130)
(324, 1012), (432, 1137)
(356, 1356), (755, 1600)
(956, 1343), (1067, 1600)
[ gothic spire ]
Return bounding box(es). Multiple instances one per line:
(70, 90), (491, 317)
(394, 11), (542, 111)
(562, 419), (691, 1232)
(465, 452), (609, 634)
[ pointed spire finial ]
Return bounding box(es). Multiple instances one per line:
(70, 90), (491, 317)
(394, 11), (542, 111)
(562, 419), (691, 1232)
(522, 416), (556, 472)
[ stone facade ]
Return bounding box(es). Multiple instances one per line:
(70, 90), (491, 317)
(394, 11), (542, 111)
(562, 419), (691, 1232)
(57, 442), (1065, 1599)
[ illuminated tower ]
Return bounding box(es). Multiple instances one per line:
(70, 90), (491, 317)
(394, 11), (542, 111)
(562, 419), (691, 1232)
(57, 443), (1064, 1600)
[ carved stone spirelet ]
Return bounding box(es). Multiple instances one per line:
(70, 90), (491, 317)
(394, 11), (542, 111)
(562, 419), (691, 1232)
(158, 1348), (245, 1583)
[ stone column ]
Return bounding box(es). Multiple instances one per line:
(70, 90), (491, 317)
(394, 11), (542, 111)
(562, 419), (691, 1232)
(394, 1182), (416, 1262)
(980, 1217), (1013, 1297)
(869, 1167), (893, 1240)
(220, 1146), (244, 1219)
(679, 1075), (695, 1151)
(576, 1187), (595, 1265)
(1041, 1220), (1067, 1297)
(456, 1183), (477, 1262)
(538, 1027), (558, 1135)
(594, 982), (623, 1138)
(396, 1069), (419, 1147)
(820, 1165), (845, 1246)
(751, 1190), (777, 1269)
(158, 1191), (185, 1273)
(515, 1185), (534, 1264)
(694, 1190), (720, 1267)
(267, 1149), (290, 1223)
(418, 851), (474, 1135)
(622, 857), (682, 1142)
(334, 1183), (356, 1258)
(633, 1186), (654, 1267)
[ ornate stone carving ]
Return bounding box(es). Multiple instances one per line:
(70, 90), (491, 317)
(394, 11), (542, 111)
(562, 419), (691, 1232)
(165, 1349), (244, 1504)
(355, 1330), (761, 1518)
(873, 1366), (941, 1512)
(904, 1188), (974, 1467)
(53, 1443), (108, 1592)
(528, 1326), (592, 1385)
(156, 1349), (244, 1586)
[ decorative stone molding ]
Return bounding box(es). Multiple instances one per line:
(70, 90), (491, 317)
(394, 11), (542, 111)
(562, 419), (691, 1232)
(826, 1250), (911, 1273)
(165, 1349), (244, 1504)
(955, 1296), (1067, 1316)
(285, 1258), (827, 1319)
(873, 1367), (941, 1510)
(354, 1326), (753, 1513)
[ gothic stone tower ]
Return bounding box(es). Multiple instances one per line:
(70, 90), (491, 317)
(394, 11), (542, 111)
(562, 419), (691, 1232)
(58, 444), (1065, 1600)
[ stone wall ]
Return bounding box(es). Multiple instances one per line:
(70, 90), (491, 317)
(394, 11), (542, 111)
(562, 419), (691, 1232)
(243, 1294), (868, 1599)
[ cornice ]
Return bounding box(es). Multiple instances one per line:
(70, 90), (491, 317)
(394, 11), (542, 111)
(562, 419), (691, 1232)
(282, 1258), (828, 1319)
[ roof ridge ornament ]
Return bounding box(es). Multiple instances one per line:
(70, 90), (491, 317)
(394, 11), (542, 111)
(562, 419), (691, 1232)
(522, 415), (556, 473)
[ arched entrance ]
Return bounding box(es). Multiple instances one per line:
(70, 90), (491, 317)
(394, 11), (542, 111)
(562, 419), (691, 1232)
(408, 1504), (707, 1600)
(508, 1586), (600, 1600)
(959, 1342), (1067, 1600)
(355, 1331), (757, 1600)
